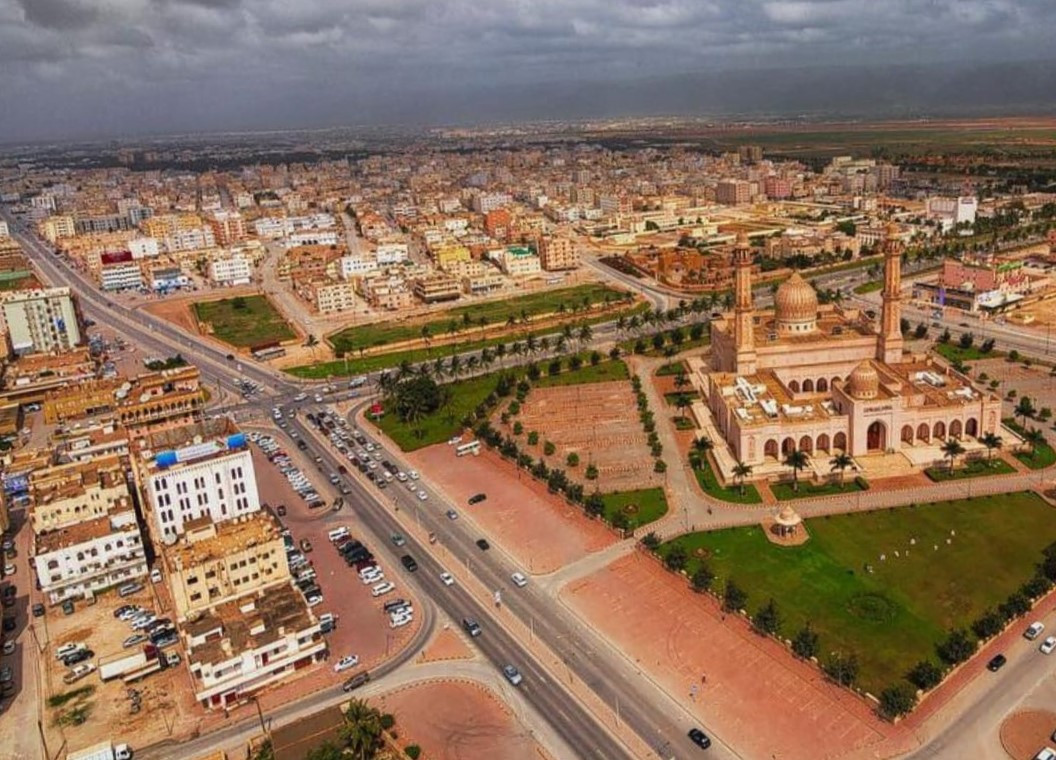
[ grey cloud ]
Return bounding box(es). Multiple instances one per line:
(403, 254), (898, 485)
(15, 0), (100, 29)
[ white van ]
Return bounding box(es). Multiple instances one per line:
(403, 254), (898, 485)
(328, 527), (350, 543)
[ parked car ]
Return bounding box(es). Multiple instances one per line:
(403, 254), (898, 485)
(476, 539), (490, 551)
(1041, 636), (1056, 655)
(468, 493), (487, 505)
(987, 654), (1007, 672)
(502, 664), (523, 686)
(123, 634), (147, 649)
(371, 581), (395, 597)
(1025, 621), (1046, 640)
(688, 728), (712, 749)
(333, 655), (360, 673)
(62, 648), (94, 667)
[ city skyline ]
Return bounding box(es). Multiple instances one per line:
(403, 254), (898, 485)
(2, 0), (1056, 141)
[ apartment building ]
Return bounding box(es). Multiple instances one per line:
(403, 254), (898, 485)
(0, 287), (82, 356)
(374, 242), (409, 264)
(301, 279), (356, 314)
(538, 236), (579, 271)
(338, 255), (378, 279)
(33, 507), (146, 605)
(433, 244), (472, 271)
(165, 511), (289, 621)
(209, 253), (252, 287)
(360, 277), (414, 311)
(473, 192), (512, 214)
(491, 246), (542, 278)
(27, 455), (130, 534)
(136, 423), (260, 541)
(412, 272), (461, 303)
(182, 583), (326, 709)
(208, 211), (247, 246)
(716, 179), (752, 205)
(100, 259), (144, 292)
(41, 215), (76, 243)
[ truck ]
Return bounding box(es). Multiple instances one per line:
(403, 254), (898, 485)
(66, 740), (132, 760)
(98, 649), (148, 682)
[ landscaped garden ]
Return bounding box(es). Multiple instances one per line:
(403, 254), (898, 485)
(925, 457), (1015, 482)
(770, 477), (868, 501)
(1004, 417), (1056, 470)
(599, 488), (668, 530)
(655, 491), (1056, 701)
(689, 455), (762, 504)
(193, 295), (296, 348)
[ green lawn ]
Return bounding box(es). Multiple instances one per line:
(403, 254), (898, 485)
(656, 361), (687, 377)
(771, 477), (867, 501)
(657, 491), (1056, 695)
(193, 295), (296, 348)
(535, 360), (629, 388)
(1004, 418), (1056, 470)
(853, 280), (884, 295)
(691, 457), (762, 504)
(600, 488), (668, 529)
(329, 283), (630, 354)
(933, 342), (1002, 363)
(374, 372), (503, 451)
(925, 458), (1016, 482)
(664, 391), (700, 405)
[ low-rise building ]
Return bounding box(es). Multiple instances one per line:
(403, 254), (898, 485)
(491, 246), (541, 278)
(209, 253), (252, 287)
(412, 272), (461, 303)
(539, 236), (579, 271)
(301, 279), (356, 314)
(27, 455), (130, 534)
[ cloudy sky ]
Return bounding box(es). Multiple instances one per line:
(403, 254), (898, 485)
(1, 0), (1054, 142)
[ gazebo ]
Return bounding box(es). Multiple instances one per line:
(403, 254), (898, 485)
(773, 505), (803, 538)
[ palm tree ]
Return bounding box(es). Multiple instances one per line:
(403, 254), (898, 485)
(732, 460), (753, 495)
(980, 431), (1002, 464)
(616, 315), (628, 335)
(1014, 396), (1036, 427)
(675, 392), (692, 419)
(448, 354), (462, 378)
(397, 358), (413, 380)
(578, 324), (593, 346)
(674, 371), (690, 392)
(829, 452), (854, 487)
(1024, 427), (1046, 458)
(525, 334), (538, 354)
(941, 438), (965, 473)
(432, 356), (446, 378)
(783, 448), (809, 492)
(340, 698), (383, 760)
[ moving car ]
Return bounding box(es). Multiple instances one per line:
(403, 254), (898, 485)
(1041, 636), (1056, 655)
(462, 618), (482, 637)
(439, 572), (455, 586)
(1025, 621), (1046, 640)
(400, 555), (418, 573)
(445, 509), (458, 520)
(476, 539), (490, 551)
(688, 728), (712, 749)
(502, 664), (523, 686)
(390, 533), (406, 547)
(334, 655), (360, 673)
(511, 572), (528, 588)
(342, 672), (370, 691)
(986, 654), (1007, 672)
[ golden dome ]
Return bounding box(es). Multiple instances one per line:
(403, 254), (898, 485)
(774, 273), (818, 331)
(847, 360), (879, 399)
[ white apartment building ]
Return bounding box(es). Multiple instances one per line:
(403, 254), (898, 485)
(166, 226), (216, 253)
(286, 230), (339, 248)
(339, 255), (379, 279)
(311, 280), (356, 314)
(926, 196), (978, 232)
(209, 254), (252, 287)
(0, 220), (8, 238)
(41, 215), (76, 242)
(33, 509), (146, 604)
(490, 247), (542, 278)
(473, 192), (512, 214)
(0, 287), (82, 355)
(128, 237), (160, 259)
(375, 243), (409, 264)
(100, 261), (144, 292)
(254, 217), (291, 239)
(139, 431), (261, 541)
(183, 584), (326, 709)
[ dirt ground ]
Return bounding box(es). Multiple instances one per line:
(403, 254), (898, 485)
(406, 444), (615, 574)
(376, 679), (550, 760)
(972, 357), (1056, 424)
(562, 552), (912, 760)
(508, 380), (663, 493)
(140, 293), (209, 336)
(1000, 710), (1056, 760)
(40, 584), (201, 755)
(417, 626), (475, 665)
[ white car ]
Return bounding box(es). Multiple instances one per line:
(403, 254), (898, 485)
(371, 581), (395, 597)
(390, 614), (413, 629)
(1041, 636), (1056, 655)
(1026, 621), (1046, 640)
(511, 572), (528, 588)
(294, 393), (307, 402)
(409, 470), (420, 480)
(333, 654), (360, 673)
(3, 564), (14, 576)
(360, 572), (384, 585)
(55, 642), (85, 660)
(439, 572), (455, 586)
(406, 482), (417, 492)
(313, 394), (324, 403)
(306, 593), (324, 607)
(417, 491), (428, 501)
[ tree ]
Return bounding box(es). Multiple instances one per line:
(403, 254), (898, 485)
(1024, 427), (1046, 458)
(691, 564), (715, 592)
(791, 623), (819, 660)
(566, 452), (580, 468)
(936, 629), (975, 666)
(905, 660), (943, 690)
(665, 544), (688, 572)
(305, 743), (343, 760)
(654, 458), (667, 473)
(674, 392), (692, 419)
(938, 328), (951, 344)
(823, 651), (860, 687)
(941, 438), (965, 474)
(1015, 396), (1036, 426)
(879, 683), (918, 720)
(980, 432), (1002, 463)
(585, 491), (605, 517)
(340, 698), (384, 760)
(585, 463), (599, 480)
(829, 452), (854, 486)
(543, 441), (556, 456)
(640, 532), (661, 551)
(753, 598), (781, 635)
(732, 461), (753, 495)
(783, 448), (809, 492)
(958, 332), (974, 349)
(723, 579), (748, 612)
(971, 609), (1005, 640)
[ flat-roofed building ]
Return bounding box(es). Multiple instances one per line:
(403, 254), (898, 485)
(539, 236), (579, 271)
(208, 253), (252, 287)
(182, 583), (326, 709)
(27, 454), (130, 534)
(166, 512), (289, 621)
(412, 272), (461, 303)
(33, 507), (146, 605)
(0, 287), (82, 356)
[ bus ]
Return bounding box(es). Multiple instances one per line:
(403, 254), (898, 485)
(455, 440), (481, 457)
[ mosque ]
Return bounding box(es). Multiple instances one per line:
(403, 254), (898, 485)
(695, 224), (1004, 479)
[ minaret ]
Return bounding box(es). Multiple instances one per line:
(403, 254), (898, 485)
(733, 231), (757, 375)
(878, 222), (905, 364)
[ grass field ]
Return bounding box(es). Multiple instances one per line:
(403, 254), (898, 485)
(1004, 418), (1056, 470)
(853, 280), (884, 295)
(656, 361), (687, 377)
(330, 283), (629, 355)
(771, 477), (867, 501)
(691, 457), (762, 504)
(375, 372), (503, 451)
(601, 488), (668, 529)
(535, 360), (629, 388)
(658, 491), (1056, 695)
(193, 295), (296, 348)
(925, 458), (1016, 482)
(932, 342), (1002, 363)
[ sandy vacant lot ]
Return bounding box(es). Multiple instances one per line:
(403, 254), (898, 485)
(376, 679), (549, 760)
(511, 381), (662, 493)
(407, 444), (615, 574)
(562, 552), (909, 760)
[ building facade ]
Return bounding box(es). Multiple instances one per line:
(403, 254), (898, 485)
(0, 287), (81, 355)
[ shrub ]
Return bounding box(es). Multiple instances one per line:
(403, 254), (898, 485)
(405, 746), (422, 760)
(566, 452), (580, 467)
(879, 683), (918, 720)
(585, 492), (605, 517)
(513, 421), (523, 436)
(665, 544), (688, 572)
(791, 624), (819, 660)
(905, 660), (943, 691)
(723, 579), (748, 612)
(971, 609), (1005, 640)
(569, 355), (584, 370)
(585, 463), (599, 480)
(380, 713), (396, 730)
(854, 475), (870, 491)
(690, 564), (714, 592)
(1021, 574), (1052, 600)
(544, 441), (556, 456)
(823, 651), (860, 687)
(936, 629), (975, 666)
(654, 459), (667, 473)
(527, 431), (539, 446)
(753, 598), (781, 635)
(640, 532), (661, 550)
(999, 592), (1031, 619)
(508, 401), (521, 415)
